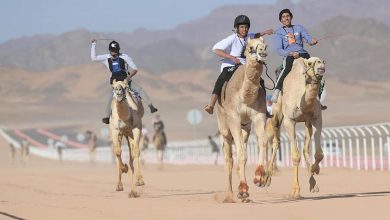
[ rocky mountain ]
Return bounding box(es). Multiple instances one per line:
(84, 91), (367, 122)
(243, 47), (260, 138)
(1, 0), (390, 139)
(0, 0), (389, 80)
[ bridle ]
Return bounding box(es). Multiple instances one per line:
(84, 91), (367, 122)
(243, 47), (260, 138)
(113, 84), (127, 102)
(303, 65), (323, 85)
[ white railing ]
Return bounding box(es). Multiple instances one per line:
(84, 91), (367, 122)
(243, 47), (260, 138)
(1, 122), (389, 170)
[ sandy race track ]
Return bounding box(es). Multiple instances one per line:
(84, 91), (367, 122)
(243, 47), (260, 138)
(1, 137), (389, 220)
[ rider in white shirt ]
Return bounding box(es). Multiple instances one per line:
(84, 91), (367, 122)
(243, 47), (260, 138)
(91, 39), (158, 124)
(204, 15), (273, 114)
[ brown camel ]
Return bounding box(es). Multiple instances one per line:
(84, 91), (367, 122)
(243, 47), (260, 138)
(267, 57), (326, 199)
(216, 37), (268, 202)
(109, 79), (145, 198)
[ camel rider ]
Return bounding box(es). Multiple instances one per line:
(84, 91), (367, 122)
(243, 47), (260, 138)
(272, 9), (326, 110)
(204, 15), (274, 114)
(152, 114), (167, 145)
(91, 39), (158, 124)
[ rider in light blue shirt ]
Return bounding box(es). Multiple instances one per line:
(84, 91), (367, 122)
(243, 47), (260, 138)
(271, 9), (319, 104)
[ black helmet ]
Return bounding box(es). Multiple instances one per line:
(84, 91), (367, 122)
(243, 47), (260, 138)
(108, 40), (120, 53)
(234, 15), (250, 28)
(279, 9), (293, 21)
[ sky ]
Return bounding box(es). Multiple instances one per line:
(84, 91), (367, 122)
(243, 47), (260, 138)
(0, 0), (299, 43)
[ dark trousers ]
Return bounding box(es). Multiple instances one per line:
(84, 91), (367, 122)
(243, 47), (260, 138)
(212, 65), (266, 96)
(275, 53), (310, 90)
(212, 65), (239, 96)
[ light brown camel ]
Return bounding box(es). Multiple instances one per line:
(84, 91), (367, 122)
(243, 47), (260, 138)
(86, 131), (97, 164)
(109, 79), (145, 197)
(153, 124), (166, 168)
(267, 57), (326, 199)
(216, 37), (268, 202)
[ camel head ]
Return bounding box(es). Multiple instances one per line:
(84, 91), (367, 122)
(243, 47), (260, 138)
(244, 37), (267, 63)
(112, 79), (129, 102)
(304, 57), (326, 82)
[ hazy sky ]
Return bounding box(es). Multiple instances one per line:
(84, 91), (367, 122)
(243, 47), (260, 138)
(0, 0), (299, 43)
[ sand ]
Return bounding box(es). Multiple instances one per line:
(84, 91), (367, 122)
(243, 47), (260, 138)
(1, 137), (390, 220)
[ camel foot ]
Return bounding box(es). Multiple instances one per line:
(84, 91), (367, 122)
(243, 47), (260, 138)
(237, 191), (249, 199)
(254, 165), (268, 187)
(289, 187), (301, 199)
(241, 198), (252, 203)
(116, 184), (124, 191)
(309, 176), (320, 193)
(310, 163), (320, 175)
(254, 171), (272, 187)
(128, 190), (139, 198)
(135, 179), (145, 186)
(121, 164), (129, 173)
(223, 192), (234, 203)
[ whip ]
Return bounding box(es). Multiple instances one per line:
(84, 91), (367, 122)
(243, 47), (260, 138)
(96, 38), (115, 41)
(317, 33), (345, 41)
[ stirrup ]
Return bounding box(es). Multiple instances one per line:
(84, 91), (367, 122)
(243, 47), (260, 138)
(204, 105), (214, 114)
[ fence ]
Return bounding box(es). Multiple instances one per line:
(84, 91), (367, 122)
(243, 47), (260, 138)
(1, 122), (389, 171)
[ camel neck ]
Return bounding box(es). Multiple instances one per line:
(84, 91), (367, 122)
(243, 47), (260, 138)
(302, 70), (320, 110)
(116, 101), (130, 121)
(240, 61), (263, 105)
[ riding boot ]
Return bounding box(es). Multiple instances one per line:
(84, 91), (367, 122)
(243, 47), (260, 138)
(149, 104), (158, 113)
(102, 117), (109, 124)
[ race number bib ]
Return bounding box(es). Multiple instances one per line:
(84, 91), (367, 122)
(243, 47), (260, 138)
(288, 32), (296, 44)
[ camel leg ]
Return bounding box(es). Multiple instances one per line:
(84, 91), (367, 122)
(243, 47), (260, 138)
(284, 118), (301, 199)
(221, 131), (234, 203)
(303, 121), (313, 171)
(310, 117), (324, 174)
(230, 122), (249, 200)
(265, 111), (283, 186)
(125, 136), (139, 198)
(112, 132), (127, 191)
(252, 114), (269, 188)
(308, 117), (323, 193)
(131, 126), (145, 187)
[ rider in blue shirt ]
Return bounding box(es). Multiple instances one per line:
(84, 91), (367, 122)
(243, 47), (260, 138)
(271, 9), (318, 103)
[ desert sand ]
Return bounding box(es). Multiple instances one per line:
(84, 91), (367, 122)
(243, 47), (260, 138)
(1, 137), (389, 220)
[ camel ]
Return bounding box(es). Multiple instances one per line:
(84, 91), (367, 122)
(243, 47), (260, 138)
(86, 131), (97, 164)
(216, 37), (268, 202)
(153, 124), (166, 168)
(267, 57), (326, 199)
(20, 139), (30, 166)
(109, 79), (145, 197)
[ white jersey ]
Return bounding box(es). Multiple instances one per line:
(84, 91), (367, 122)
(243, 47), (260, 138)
(90, 42), (138, 72)
(212, 33), (255, 72)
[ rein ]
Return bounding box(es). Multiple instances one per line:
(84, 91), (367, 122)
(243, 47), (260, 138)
(263, 63), (276, 90)
(303, 66), (322, 85)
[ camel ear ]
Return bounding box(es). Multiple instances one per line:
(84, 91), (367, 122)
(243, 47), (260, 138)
(304, 59), (312, 67)
(113, 79), (117, 84)
(259, 36), (264, 43)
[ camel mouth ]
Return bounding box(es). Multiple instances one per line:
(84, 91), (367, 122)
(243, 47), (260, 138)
(257, 53), (267, 62)
(316, 67), (325, 76)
